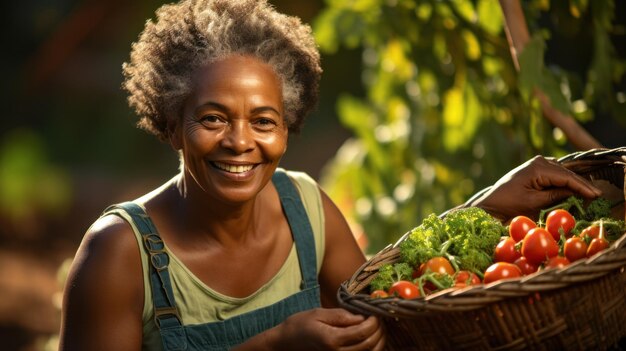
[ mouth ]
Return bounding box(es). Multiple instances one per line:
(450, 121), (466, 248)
(211, 161), (256, 174)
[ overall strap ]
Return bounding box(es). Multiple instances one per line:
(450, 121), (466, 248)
(271, 170), (318, 289)
(103, 202), (183, 331)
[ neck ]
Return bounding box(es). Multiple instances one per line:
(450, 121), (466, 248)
(169, 171), (269, 247)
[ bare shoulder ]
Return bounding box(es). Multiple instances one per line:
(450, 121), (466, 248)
(80, 213), (139, 259)
(59, 213), (144, 350)
(67, 213), (143, 300)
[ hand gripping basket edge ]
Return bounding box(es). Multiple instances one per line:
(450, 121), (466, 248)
(337, 147), (626, 351)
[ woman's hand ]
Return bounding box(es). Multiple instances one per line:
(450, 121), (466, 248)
(235, 308), (385, 351)
(470, 155), (602, 223)
(273, 308), (385, 351)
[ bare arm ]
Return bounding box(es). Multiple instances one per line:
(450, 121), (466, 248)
(317, 188), (367, 308)
(59, 215), (144, 351)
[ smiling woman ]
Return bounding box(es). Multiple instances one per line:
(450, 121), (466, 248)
(58, 1), (385, 350)
(57, 1), (607, 350)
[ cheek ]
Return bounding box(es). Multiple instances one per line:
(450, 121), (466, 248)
(183, 125), (214, 148)
(260, 131), (288, 158)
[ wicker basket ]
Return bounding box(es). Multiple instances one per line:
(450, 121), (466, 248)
(338, 147), (626, 350)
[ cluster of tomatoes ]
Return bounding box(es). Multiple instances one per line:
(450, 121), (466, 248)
(369, 209), (613, 300)
(370, 257), (480, 299)
(486, 209), (610, 284)
(371, 281), (419, 300)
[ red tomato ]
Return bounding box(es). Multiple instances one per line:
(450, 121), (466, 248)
(454, 270), (481, 287)
(521, 228), (559, 265)
(494, 237), (522, 263)
(370, 290), (389, 298)
(509, 216), (537, 242)
(580, 225), (605, 240)
(419, 257), (455, 276)
(545, 209), (576, 241)
(564, 236), (588, 262)
(513, 256), (539, 275)
(545, 256), (570, 269)
(388, 280), (421, 299)
(483, 262), (522, 284)
(586, 237), (609, 258)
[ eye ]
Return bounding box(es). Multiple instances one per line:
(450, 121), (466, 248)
(254, 117), (279, 130)
(201, 114), (220, 123)
(198, 114), (226, 127)
(257, 118), (276, 125)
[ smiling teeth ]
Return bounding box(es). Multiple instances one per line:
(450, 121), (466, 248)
(214, 162), (253, 173)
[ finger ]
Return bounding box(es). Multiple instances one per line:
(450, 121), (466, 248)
(349, 317), (385, 351)
(335, 315), (380, 349)
(534, 160), (600, 194)
(542, 188), (577, 205)
(371, 330), (386, 351)
(362, 317), (385, 351)
(564, 175), (602, 198)
(531, 156), (600, 196)
(318, 308), (366, 327)
(537, 169), (602, 198)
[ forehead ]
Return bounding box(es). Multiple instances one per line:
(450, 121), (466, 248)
(191, 55), (282, 94)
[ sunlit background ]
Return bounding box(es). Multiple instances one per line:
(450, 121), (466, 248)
(1, 0), (624, 350)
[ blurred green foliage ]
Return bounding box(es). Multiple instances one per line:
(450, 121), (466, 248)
(314, 0), (626, 253)
(0, 129), (71, 222)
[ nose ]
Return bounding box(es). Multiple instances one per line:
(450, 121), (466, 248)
(221, 120), (255, 154)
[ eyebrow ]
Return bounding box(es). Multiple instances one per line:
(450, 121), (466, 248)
(196, 101), (281, 116)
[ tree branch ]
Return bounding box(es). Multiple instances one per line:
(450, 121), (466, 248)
(498, 0), (603, 151)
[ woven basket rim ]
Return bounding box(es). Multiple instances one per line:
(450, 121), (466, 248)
(339, 147), (626, 317)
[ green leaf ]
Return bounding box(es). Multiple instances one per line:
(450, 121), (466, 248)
(529, 97), (545, 150)
(337, 94), (375, 133)
(477, 0), (503, 35)
(540, 70), (571, 114)
(588, 21), (614, 99)
(452, 0), (476, 24)
(461, 29), (481, 61)
(312, 8), (340, 53)
(313, 8), (368, 52)
(517, 34), (546, 93)
(337, 96), (390, 176)
(415, 2), (433, 20)
(381, 39), (414, 80)
(442, 83), (481, 151)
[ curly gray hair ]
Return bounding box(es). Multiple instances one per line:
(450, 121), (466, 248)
(122, 0), (322, 141)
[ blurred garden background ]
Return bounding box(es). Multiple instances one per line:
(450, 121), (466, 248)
(1, 0), (624, 350)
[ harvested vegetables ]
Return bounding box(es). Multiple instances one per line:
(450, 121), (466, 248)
(369, 196), (625, 299)
(371, 207), (505, 297)
(399, 207), (504, 274)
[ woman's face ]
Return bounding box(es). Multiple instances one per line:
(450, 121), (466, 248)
(174, 55), (288, 204)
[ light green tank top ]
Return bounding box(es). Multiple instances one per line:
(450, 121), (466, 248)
(107, 170), (325, 350)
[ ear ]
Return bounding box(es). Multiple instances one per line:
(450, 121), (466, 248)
(168, 118), (182, 151)
(282, 126), (289, 154)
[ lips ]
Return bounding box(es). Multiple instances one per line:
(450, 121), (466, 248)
(212, 161), (255, 173)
